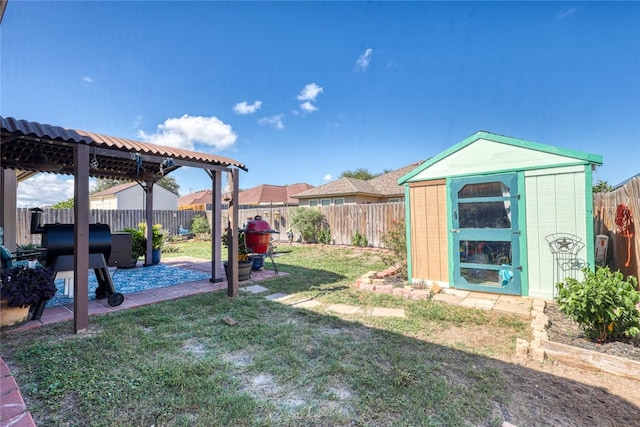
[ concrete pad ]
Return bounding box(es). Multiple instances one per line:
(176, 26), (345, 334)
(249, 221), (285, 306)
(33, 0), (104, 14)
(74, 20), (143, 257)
(497, 295), (533, 304)
(327, 304), (361, 315)
(264, 292), (291, 301)
(241, 285), (270, 294)
(432, 293), (465, 305)
(442, 288), (471, 298)
(291, 300), (322, 309)
(493, 300), (532, 317)
(460, 298), (495, 310)
(466, 292), (501, 301)
(495, 295), (533, 308)
(370, 307), (406, 318)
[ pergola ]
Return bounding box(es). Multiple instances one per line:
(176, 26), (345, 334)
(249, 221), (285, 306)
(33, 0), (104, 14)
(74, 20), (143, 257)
(1, 116), (247, 332)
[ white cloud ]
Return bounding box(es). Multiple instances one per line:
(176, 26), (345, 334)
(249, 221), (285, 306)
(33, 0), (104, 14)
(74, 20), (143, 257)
(355, 48), (373, 71)
(296, 83), (323, 114)
(299, 102), (318, 113)
(132, 115), (143, 128)
(557, 7), (577, 19)
(233, 101), (262, 115)
(258, 114), (284, 130)
(82, 76), (94, 87)
(137, 114), (237, 151)
(323, 174), (332, 181)
(17, 174), (76, 208)
(297, 83), (323, 101)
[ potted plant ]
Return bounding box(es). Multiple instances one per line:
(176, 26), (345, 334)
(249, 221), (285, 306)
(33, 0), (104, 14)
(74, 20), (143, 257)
(141, 223), (165, 265)
(1, 265), (57, 327)
(221, 228), (252, 281)
(121, 223), (165, 265)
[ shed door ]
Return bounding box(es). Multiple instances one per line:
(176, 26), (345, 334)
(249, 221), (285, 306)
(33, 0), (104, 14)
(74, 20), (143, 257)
(450, 174), (521, 295)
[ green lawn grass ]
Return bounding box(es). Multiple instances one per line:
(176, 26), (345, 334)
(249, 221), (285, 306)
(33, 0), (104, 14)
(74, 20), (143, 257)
(1, 242), (530, 426)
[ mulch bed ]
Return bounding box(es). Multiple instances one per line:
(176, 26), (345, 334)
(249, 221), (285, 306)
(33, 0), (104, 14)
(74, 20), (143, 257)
(544, 303), (640, 362)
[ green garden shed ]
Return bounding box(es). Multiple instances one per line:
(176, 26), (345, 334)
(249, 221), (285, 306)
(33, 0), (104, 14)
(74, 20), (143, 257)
(398, 131), (603, 299)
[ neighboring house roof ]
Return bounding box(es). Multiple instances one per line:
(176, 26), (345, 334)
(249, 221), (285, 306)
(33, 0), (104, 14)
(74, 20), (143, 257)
(613, 172), (640, 190)
(240, 183), (314, 205)
(292, 177), (378, 198)
(90, 182), (138, 198)
(178, 183), (314, 207)
(178, 190), (212, 206)
(399, 131), (603, 185)
(368, 162), (424, 196)
(293, 162), (423, 199)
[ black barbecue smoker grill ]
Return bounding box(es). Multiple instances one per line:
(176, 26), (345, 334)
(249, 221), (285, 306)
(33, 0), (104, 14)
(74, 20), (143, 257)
(29, 208), (124, 319)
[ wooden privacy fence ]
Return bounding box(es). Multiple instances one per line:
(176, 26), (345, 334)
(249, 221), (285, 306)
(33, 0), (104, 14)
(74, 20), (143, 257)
(593, 175), (640, 280)
(14, 203), (406, 248)
(15, 209), (205, 246)
(222, 202), (406, 247)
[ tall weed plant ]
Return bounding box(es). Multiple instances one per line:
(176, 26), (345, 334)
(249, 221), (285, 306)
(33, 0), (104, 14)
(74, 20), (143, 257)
(556, 266), (640, 342)
(381, 220), (407, 278)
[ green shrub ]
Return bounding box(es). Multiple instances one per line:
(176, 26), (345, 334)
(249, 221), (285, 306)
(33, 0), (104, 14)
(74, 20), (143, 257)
(351, 230), (368, 247)
(317, 227), (332, 245)
(290, 208), (325, 243)
(190, 216), (211, 235)
(556, 266), (640, 342)
(381, 220), (407, 277)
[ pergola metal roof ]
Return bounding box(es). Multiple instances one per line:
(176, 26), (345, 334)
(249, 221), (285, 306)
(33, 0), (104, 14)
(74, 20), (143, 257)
(1, 117), (247, 182)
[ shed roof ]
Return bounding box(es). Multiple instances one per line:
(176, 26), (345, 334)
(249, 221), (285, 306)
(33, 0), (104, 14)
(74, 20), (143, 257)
(399, 131), (603, 184)
(1, 117), (247, 182)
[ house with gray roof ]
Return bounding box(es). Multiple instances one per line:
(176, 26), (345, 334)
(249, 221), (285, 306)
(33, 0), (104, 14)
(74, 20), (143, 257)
(292, 162), (423, 206)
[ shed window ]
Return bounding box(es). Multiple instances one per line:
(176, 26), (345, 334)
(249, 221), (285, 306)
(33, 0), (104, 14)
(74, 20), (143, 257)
(321, 199), (331, 206)
(334, 198), (344, 206)
(309, 200), (318, 207)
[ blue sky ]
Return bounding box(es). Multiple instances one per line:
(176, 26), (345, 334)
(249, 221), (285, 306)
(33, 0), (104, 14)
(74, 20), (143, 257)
(2, 1), (639, 207)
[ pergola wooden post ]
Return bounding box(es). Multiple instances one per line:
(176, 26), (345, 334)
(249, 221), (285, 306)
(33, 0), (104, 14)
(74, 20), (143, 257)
(0, 169), (17, 251)
(227, 169), (240, 297)
(73, 144), (90, 333)
(208, 169), (224, 283)
(143, 180), (154, 266)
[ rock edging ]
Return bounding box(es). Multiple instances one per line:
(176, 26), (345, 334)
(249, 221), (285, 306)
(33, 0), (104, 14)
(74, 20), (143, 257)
(519, 300), (640, 381)
(354, 269), (433, 300)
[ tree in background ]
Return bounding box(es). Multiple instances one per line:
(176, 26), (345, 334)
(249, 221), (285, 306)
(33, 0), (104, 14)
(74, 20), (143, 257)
(593, 180), (613, 193)
(339, 168), (391, 180)
(51, 199), (74, 209)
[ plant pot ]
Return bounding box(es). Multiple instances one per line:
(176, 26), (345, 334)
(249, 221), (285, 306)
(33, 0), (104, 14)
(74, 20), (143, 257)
(223, 260), (253, 281)
(251, 254), (265, 271)
(0, 299), (30, 328)
(152, 249), (161, 265)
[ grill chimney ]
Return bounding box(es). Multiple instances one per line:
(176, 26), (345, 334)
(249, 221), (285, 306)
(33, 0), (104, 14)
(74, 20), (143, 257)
(30, 207), (45, 234)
